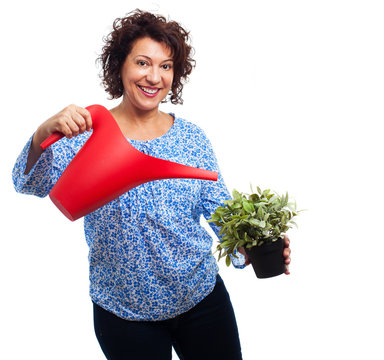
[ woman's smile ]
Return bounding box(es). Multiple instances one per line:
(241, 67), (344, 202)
(137, 85), (161, 97)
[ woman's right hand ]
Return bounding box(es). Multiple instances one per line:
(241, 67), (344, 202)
(25, 105), (92, 175)
(33, 104), (92, 147)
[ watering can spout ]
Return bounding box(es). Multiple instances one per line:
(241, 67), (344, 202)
(41, 104), (218, 221)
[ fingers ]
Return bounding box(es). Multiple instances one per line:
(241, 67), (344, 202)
(285, 265), (290, 275)
(55, 119), (73, 139)
(283, 234), (290, 247)
(66, 105), (92, 137)
(282, 234), (291, 275)
(74, 105), (92, 131)
(53, 104), (92, 139)
(72, 111), (87, 134)
(64, 113), (81, 138)
(283, 247), (291, 264)
(282, 234), (291, 263)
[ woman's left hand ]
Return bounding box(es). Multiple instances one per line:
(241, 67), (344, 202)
(282, 234), (291, 275)
(238, 234), (291, 274)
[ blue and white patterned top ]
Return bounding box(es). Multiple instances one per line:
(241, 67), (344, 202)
(12, 115), (245, 321)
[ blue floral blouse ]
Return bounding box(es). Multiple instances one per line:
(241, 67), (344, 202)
(12, 115), (245, 321)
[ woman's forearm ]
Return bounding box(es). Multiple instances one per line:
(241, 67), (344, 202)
(24, 132), (45, 174)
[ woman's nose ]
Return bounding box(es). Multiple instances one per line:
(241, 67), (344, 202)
(146, 66), (161, 84)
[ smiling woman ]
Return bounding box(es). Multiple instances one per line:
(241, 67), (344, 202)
(11, 8), (290, 360)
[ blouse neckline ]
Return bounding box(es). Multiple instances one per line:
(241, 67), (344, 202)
(127, 113), (177, 145)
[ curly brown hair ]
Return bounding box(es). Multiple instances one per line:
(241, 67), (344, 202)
(98, 9), (195, 104)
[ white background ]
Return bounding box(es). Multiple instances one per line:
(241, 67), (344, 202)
(1, 0), (383, 359)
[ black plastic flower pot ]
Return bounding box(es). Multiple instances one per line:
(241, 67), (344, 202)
(245, 237), (286, 278)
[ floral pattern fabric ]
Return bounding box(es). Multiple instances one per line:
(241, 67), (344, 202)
(12, 115), (245, 321)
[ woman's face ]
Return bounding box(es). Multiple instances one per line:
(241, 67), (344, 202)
(120, 37), (174, 112)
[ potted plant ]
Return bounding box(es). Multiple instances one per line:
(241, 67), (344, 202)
(208, 186), (300, 278)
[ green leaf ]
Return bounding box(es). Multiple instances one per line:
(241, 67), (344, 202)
(220, 240), (231, 248)
(249, 218), (260, 227)
(249, 193), (260, 202)
(262, 189), (270, 197)
(232, 189), (241, 201)
(257, 206), (264, 219)
(243, 200), (254, 214)
(225, 255), (231, 267)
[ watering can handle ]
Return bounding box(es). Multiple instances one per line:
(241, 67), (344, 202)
(40, 131), (64, 150)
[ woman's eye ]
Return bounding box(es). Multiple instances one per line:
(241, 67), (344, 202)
(137, 60), (147, 66)
(162, 64), (172, 70)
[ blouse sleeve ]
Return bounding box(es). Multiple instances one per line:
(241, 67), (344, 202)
(196, 127), (246, 269)
(12, 134), (86, 197)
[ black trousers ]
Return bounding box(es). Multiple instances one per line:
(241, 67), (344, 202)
(93, 275), (243, 360)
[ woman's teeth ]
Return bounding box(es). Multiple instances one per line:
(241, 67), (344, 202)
(138, 85), (159, 94)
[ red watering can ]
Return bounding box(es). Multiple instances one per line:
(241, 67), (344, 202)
(41, 104), (218, 221)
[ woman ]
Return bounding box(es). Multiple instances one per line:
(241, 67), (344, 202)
(13, 9), (291, 360)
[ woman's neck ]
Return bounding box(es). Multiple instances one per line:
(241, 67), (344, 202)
(110, 99), (173, 141)
(112, 98), (160, 123)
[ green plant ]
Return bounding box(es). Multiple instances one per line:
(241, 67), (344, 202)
(208, 186), (300, 266)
